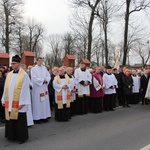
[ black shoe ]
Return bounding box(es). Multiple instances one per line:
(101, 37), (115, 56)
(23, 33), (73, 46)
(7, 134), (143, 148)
(18, 140), (25, 144)
(105, 109), (109, 111)
(127, 105), (130, 108)
(41, 119), (48, 123)
(1, 119), (5, 123)
(110, 108), (115, 111)
(34, 120), (42, 124)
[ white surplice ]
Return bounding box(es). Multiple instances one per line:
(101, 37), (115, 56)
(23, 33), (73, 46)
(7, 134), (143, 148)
(31, 65), (51, 120)
(53, 76), (73, 104)
(103, 73), (118, 94)
(74, 68), (92, 95)
(131, 75), (140, 93)
(1, 68), (31, 113)
(26, 82), (34, 126)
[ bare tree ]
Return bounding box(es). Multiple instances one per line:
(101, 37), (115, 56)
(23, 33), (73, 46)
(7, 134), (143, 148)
(47, 34), (63, 67)
(69, 11), (89, 62)
(122, 0), (150, 66)
(26, 19), (44, 53)
(95, 0), (118, 65)
(70, 0), (101, 62)
(13, 21), (26, 55)
(133, 41), (150, 68)
(0, 0), (24, 54)
(62, 32), (76, 56)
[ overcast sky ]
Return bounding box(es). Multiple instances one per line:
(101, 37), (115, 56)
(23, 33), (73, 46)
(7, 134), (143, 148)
(24, 0), (70, 34)
(24, 0), (150, 65)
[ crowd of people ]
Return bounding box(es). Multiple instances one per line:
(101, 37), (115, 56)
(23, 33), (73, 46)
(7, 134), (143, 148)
(0, 55), (150, 144)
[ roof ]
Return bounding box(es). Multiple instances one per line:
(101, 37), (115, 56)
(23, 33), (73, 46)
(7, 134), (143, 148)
(22, 51), (35, 57)
(0, 53), (9, 59)
(65, 54), (75, 60)
(81, 58), (90, 64)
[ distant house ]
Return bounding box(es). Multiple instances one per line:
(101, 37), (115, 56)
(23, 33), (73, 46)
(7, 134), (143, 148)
(63, 54), (75, 67)
(80, 58), (90, 67)
(0, 53), (10, 67)
(21, 51), (35, 67)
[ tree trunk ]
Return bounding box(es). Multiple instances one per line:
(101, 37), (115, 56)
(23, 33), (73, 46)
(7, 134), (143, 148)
(122, 0), (131, 66)
(104, 22), (108, 66)
(87, 0), (101, 62)
(87, 10), (94, 62)
(4, 5), (9, 54)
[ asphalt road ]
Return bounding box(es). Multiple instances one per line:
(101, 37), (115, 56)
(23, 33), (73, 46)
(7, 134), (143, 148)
(0, 104), (150, 150)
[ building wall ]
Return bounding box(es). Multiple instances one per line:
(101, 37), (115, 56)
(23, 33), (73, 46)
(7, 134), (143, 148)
(0, 58), (9, 67)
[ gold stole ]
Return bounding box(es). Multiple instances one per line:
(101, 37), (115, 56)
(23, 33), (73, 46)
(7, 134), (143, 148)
(55, 74), (71, 109)
(4, 69), (25, 120)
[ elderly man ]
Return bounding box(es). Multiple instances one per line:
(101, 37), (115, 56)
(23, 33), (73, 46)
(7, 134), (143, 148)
(90, 67), (104, 113)
(1, 55), (31, 144)
(53, 67), (73, 121)
(66, 67), (76, 116)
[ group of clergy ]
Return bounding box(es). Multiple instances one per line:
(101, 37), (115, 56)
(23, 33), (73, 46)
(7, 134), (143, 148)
(0, 54), (150, 144)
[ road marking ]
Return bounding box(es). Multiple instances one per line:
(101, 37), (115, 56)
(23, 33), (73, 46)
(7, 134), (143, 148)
(140, 144), (150, 150)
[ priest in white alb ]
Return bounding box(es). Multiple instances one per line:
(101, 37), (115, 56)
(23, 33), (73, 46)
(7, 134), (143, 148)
(31, 57), (51, 124)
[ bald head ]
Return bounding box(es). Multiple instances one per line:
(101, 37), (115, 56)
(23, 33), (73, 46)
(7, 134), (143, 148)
(59, 67), (65, 76)
(66, 67), (73, 75)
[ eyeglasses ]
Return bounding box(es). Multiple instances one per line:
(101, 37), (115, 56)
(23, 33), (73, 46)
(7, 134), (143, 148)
(11, 62), (18, 65)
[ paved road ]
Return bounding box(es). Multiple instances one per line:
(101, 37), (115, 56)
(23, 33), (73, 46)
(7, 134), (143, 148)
(0, 104), (150, 150)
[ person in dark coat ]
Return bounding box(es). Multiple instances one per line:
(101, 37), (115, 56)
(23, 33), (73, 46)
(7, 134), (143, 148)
(0, 69), (9, 123)
(48, 67), (59, 110)
(0, 70), (5, 123)
(122, 68), (133, 108)
(140, 69), (149, 105)
(117, 67), (126, 106)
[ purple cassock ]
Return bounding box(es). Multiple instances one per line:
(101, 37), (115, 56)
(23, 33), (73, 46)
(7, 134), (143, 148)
(90, 73), (104, 98)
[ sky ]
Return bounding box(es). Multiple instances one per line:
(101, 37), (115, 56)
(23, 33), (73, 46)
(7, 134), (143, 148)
(24, 0), (70, 35)
(24, 0), (150, 65)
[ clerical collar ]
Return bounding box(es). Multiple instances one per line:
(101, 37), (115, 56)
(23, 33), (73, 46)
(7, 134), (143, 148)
(67, 74), (72, 78)
(81, 68), (86, 71)
(106, 72), (111, 75)
(59, 75), (65, 79)
(13, 70), (19, 74)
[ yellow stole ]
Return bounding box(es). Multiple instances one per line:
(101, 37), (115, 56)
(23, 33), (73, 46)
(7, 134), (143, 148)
(55, 74), (71, 109)
(4, 69), (25, 120)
